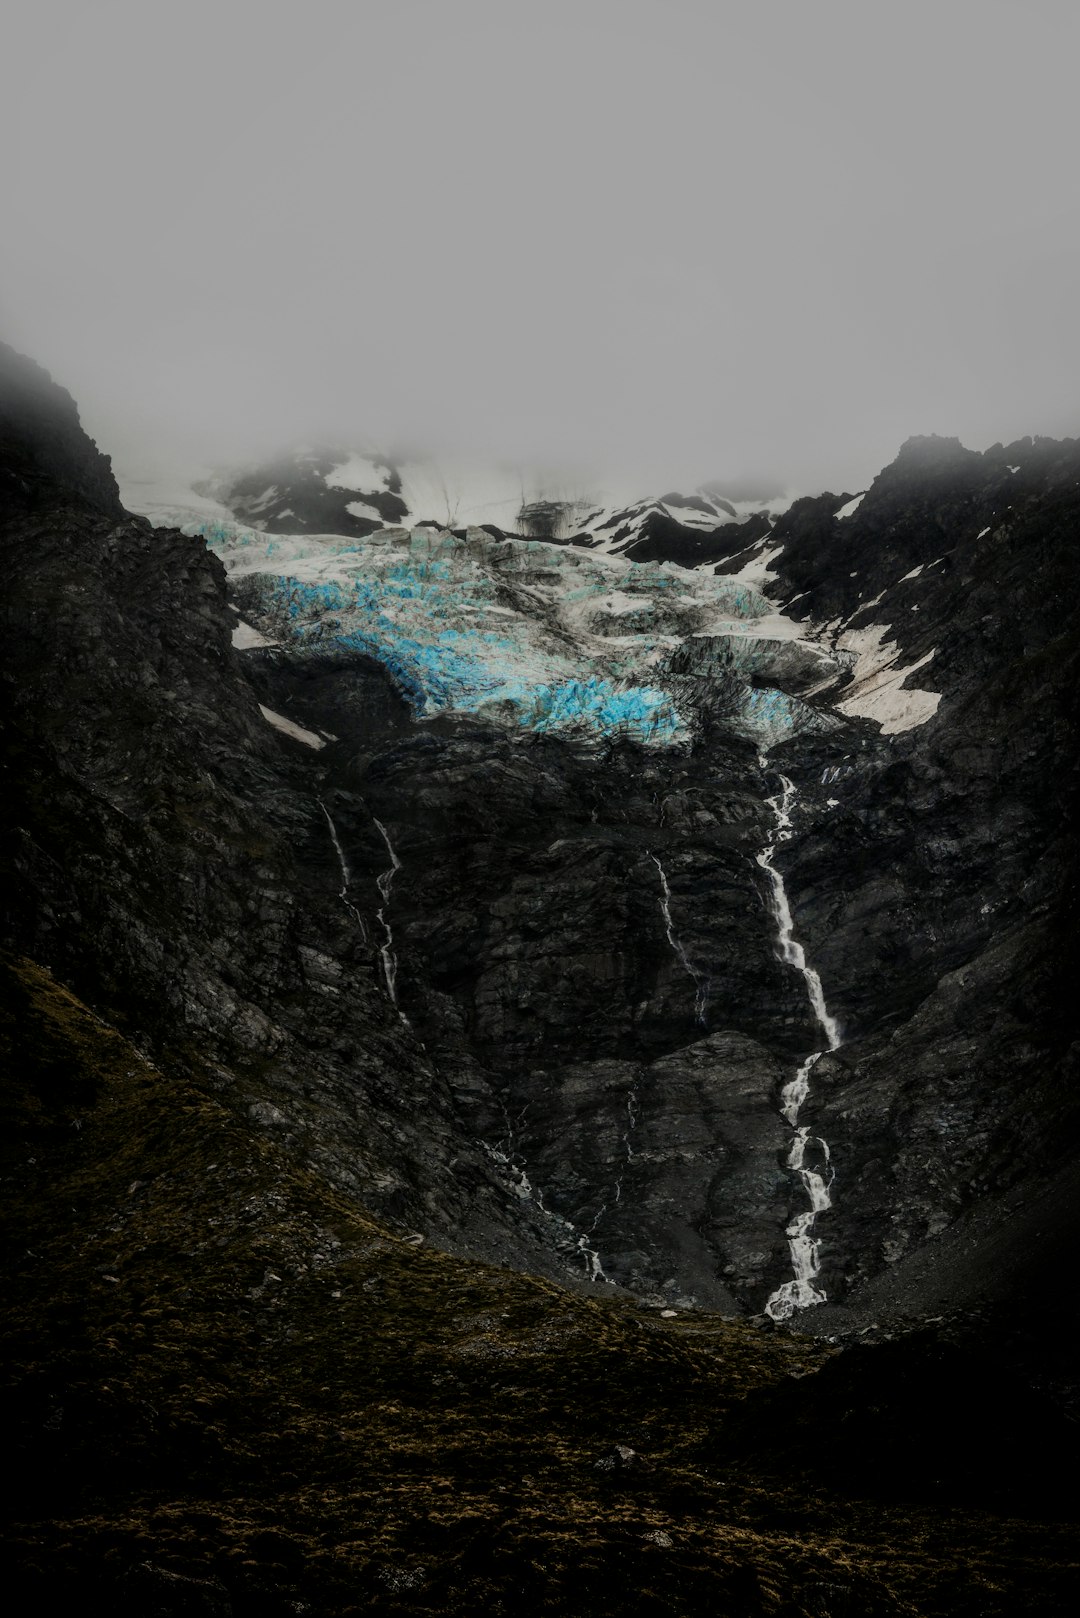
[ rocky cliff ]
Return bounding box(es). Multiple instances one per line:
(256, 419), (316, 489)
(185, 421), (1080, 1328)
(3, 341), (1078, 1615)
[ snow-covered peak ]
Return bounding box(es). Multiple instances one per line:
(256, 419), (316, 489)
(125, 446), (793, 566)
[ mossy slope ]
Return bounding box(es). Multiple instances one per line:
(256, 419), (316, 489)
(3, 955), (1076, 1616)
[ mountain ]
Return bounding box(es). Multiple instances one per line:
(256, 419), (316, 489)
(2, 339), (1079, 1615)
(174, 446), (776, 567)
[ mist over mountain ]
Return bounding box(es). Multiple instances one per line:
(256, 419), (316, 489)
(5, 2), (1080, 496)
(3, 338), (1079, 1615)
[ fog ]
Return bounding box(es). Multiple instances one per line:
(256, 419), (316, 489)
(3, 0), (1078, 495)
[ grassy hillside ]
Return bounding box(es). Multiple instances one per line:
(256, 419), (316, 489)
(2, 954), (1076, 1615)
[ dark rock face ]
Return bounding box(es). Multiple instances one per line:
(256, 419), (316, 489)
(0, 361), (571, 1284)
(205, 447), (407, 534)
(280, 432), (1079, 1325)
(611, 505), (752, 567)
(4, 348), (1078, 1331)
(309, 724), (817, 1307)
(4, 346), (1080, 1613)
(0, 341), (123, 519)
(755, 433), (1080, 1314)
(502, 1032), (793, 1306)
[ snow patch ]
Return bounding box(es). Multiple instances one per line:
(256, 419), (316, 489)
(658, 499), (735, 530)
(233, 620), (276, 649)
(325, 454), (395, 494)
(114, 457), (238, 529)
(833, 625), (940, 733)
(722, 542), (785, 588)
(395, 459), (551, 533)
(345, 499), (387, 523)
(258, 705), (325, 749)
(243, 485), (280, 514)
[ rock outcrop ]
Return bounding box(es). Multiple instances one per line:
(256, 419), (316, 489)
(0, 341), (123, 519)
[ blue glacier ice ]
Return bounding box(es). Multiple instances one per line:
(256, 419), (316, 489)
(190, 518), (830, 748)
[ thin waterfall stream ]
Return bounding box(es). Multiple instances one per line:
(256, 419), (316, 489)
(755, 772), (842, 1321)
(650, 852), (708, 1024)
(318, 799), (367, 941)
(372, 816), (406, 1014)
(484, 1104), (610, 1282)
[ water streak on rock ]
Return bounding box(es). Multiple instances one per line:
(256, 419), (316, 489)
(481, 1134), (609, 1284)
(756, 774), (842, 1320)
(613, 1087), (639, 1206)
(650, 853), (708, 1024)
(318, 800), (367, 941)
(373, 817), (403, 1007)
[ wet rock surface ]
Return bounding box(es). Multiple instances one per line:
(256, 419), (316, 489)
(3, 344), (1080, 1612)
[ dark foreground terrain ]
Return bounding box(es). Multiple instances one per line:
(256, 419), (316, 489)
(5, 955), (1078, 1617)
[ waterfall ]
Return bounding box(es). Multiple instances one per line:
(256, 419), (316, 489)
(612, 1087), (638, 1206)
(318, 800), (367, 941)
(482, 1121), (610, 1284)
(577, 1228), (608, 1282)
(755, 774), (843, 1322)
(754, 778), (841, 1050)
(372, 817), (404, 1007)
(650, 853), (708, 1024)
(571, 1083), (643, 1277)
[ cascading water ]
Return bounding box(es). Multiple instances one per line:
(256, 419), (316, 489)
(483, 1104), (609, 1282)
(577, 1230), (608, 1281)
(612, 1087), (638, 1207)
(372, 817), (404, 1007)
(650, 853), (708, 1024)
(318, 800), (367, 940)
(755, 773), (843, 1321)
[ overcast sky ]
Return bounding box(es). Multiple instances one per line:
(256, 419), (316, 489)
(2, 0), (1078, 493)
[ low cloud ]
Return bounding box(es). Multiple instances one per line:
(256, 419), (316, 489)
(2, 1), (1077, 494)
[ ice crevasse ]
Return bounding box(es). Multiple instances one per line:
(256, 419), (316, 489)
(193, 518), (824, 747)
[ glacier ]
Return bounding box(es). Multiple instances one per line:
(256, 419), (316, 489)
(186, 516), (833, 748)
